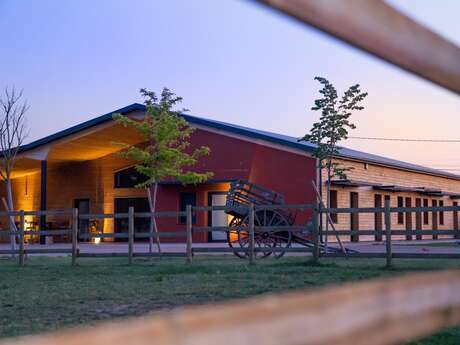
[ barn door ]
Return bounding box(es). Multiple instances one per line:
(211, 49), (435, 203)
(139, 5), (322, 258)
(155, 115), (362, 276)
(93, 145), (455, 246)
(208, 193), (229, 241)
(74, 199), (90, 236)
(114, 198), (150, 241)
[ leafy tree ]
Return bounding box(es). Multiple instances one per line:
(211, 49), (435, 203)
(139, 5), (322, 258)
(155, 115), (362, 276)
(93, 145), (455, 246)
(300, 77), (367, 246)
(113, 88), (213, 253)
(0, 87), (28, 255)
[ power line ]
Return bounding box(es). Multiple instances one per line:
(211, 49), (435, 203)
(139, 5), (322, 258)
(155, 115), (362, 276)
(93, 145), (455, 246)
(348, 136), (460, 143)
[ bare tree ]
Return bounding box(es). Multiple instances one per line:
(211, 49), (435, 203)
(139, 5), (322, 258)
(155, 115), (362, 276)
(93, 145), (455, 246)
(0, 87), (29, 253)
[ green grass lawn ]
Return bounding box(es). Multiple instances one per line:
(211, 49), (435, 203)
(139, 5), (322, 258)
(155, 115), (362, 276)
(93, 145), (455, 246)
(0, 256), (459, 344)
(411, 241), (460, 248)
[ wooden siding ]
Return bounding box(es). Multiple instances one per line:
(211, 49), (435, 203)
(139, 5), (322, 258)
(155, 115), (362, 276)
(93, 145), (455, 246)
(321, 158), (460, 241)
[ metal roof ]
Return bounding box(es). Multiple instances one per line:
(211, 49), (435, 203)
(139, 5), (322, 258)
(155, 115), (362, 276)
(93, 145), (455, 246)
(17, 103), (460, 181)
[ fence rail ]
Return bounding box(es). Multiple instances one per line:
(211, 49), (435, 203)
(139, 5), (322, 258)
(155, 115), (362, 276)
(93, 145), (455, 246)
(1, 270), (459, 345)
(1, 201), (460, 266)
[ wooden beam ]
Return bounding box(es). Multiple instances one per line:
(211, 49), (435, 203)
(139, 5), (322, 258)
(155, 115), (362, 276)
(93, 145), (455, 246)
(39, 160), (47, 244)
(2, 270), (460, 345)
(256, 0), (460, 95)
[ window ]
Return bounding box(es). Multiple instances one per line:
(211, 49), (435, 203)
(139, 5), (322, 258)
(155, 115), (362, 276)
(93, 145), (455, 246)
(330, 190), (338, 223)
(179, 192), (196, 224)
(397, 196), (404, 224)
(384, 195), (390, 205)
(439, 200), (444, 225)
(423, 199), (429, 224)
(114, 166), (148, 188)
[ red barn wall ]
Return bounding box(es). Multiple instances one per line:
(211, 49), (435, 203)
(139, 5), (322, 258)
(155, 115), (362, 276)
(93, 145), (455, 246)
(154, 128), (317, 242)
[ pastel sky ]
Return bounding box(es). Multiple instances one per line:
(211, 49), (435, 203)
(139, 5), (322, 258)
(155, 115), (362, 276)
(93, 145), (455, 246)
(1, 1), (459, 172)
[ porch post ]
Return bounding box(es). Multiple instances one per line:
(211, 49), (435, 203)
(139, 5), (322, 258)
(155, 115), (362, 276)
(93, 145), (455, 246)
(39, 160), (47, 244)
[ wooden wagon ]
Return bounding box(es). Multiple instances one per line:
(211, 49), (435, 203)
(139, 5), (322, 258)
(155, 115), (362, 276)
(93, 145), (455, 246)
(224, 179), (308, 258)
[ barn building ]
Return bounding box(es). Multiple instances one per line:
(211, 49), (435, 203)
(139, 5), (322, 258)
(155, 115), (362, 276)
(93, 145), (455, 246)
(2, 103), (460, 243)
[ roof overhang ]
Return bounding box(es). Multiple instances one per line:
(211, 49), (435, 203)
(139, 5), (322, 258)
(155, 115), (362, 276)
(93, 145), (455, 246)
(330, 181), (459, 198)
(329, 179), (380, 188)
(10, 106), (146, 177)
(373, 185), (423, 193)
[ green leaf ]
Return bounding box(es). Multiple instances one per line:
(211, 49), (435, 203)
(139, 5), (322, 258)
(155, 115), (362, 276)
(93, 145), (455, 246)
(112, 88), (214, 188)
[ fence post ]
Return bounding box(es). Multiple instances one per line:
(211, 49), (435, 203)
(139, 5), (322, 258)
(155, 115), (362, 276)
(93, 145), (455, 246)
(186, 204), (193, 264)
(19, 210), (25, 266)
(128, 207), (134, 265)
(384, 199), (392, 267)
(72, 208), (78, 266)
(312, 204), (320, 263)
(249, 204), (255, 265)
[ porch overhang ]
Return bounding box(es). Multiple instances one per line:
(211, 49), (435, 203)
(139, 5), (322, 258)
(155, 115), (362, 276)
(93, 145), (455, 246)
(329, 179), (380, 188)
(10, 109), (146, 178)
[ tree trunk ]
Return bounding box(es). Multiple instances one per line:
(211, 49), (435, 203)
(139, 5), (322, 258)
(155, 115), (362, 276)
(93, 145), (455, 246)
(5, 179), (17, 256)
(147, 183), (162, 255)
(318, 162), (323, 244)
(147, 187), (153, 254)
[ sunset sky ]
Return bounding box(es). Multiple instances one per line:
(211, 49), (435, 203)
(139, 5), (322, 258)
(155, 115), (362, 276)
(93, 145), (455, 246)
(1, 0), (459, 172)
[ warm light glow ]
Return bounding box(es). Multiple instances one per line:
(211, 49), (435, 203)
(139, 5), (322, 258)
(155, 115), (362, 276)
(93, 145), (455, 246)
(24, 216), (34, 225)
(93, 236), (101, 245)
(14, 172), (39, 211)
(229, 231), (239, 242)
(23, 216), (36, 243)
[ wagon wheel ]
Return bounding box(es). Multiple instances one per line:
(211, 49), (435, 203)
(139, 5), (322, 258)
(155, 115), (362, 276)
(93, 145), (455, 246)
(227, 210), (292, 259)
(254, 210), (292, 259)
(227, 217), (246, 259)
(228, 215), (272, 259)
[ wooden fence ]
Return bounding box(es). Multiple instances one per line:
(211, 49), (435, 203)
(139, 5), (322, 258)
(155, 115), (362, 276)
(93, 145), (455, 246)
(0, 209), (75, 265)
(1, 200), (460, 266)
(1, 269), (460, 345)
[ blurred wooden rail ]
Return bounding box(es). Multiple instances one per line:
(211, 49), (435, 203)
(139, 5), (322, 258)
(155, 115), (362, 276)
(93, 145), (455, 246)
(2, 270), (460, 345)
(256, 0), (460, 95)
